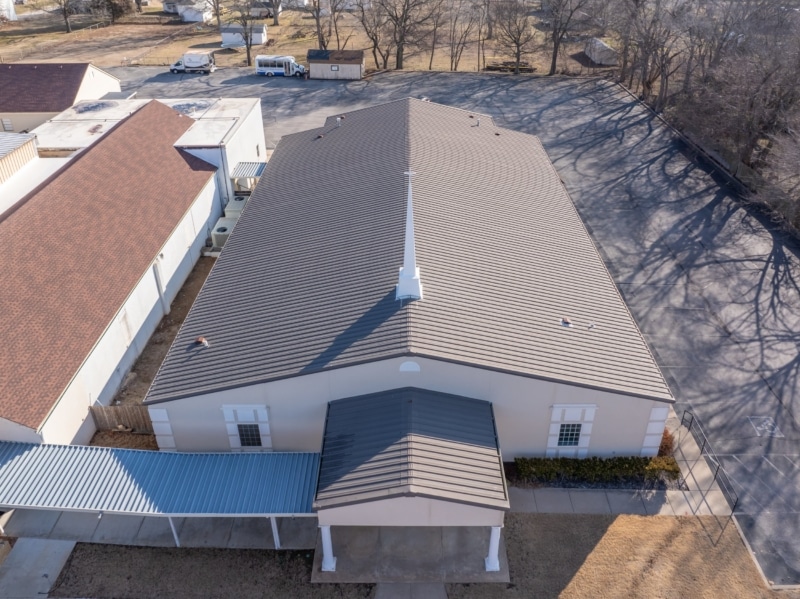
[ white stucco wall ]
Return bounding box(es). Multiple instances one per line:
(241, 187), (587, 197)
(151, 356), (671, 458)
(0, 417), (42, 443)
(74, 66), (121, 104)
(317, 497), (505, 527)
(0, 112), (58, 133)
(36, 177), (220, 445)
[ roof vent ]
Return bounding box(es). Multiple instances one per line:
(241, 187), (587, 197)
(396, 171), (423, 301)
(561, 317), (573, 328)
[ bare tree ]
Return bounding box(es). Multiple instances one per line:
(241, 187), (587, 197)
(376, 0), (435, 69)
(543, 0), (590, 75)
(493, 0), (536, 74)
(272, 0), (282, 25)
(229, 0), (261, 66)
(329, 0), (352, 49)
(426, 0), (447, 69)
(205, 0), (225, 31)
(356, 0), (395, 69)
(53, 0), (77, 33)
(91, 0), (133, 23)
(308, 0), (332, 49)
(446, 0), (478, 71)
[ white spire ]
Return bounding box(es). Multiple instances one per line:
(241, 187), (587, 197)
(396, 171), (423, 301)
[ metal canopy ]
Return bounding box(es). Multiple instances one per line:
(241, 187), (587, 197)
(0, 442), (319, 517)
(230, 161), (266, 179)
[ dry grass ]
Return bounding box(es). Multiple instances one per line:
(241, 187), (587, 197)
(47, 514), (800, 598)
(89, 431), (158, 450)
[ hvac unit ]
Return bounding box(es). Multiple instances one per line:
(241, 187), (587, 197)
(225, 195), (249, 218)
(211, 217), (238, 248)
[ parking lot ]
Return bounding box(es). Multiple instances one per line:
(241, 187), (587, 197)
(110, 68), (800, 586)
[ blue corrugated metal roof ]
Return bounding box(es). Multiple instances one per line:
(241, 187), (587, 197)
(230, 161), (266, 178)
(0, 443), (319, 516)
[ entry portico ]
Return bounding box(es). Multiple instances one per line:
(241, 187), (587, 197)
(313, 388), (509, 574)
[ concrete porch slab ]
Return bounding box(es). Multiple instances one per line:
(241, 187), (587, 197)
(278, 517), (318, 549)
(640, 491), (675, 516)
(375, 583), (448, 598)
(311, 526), (509, 584)
(508, 487), (537, 513)
(606, 491), (647, 515)
(134, 516), (184, 547)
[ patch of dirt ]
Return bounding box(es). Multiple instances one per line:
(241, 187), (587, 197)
(89, 431), (158, 450)
(49, 546), (374, 599)
(114, 257), (215, 406)
(48, 515), (795, 598)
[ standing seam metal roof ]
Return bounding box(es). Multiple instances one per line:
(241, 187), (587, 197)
(146, 98), (673, 404)
(314, 388), (508, 510)
(0, 442), (319, 515)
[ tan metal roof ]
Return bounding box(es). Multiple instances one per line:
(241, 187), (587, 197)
(146, 98), (673, 404)
(314, 388), (509, 511)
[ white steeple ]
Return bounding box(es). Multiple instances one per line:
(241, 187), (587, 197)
(396, 171), (423, 301)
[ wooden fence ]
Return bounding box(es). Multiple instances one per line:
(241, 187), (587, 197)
(90, 405), (153, 433)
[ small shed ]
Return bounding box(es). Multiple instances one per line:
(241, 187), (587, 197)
(307, 49), (364, 80)
(221, 24), (268, 48)
(584, 38), (618, 66)
(178, 3), (211, 22)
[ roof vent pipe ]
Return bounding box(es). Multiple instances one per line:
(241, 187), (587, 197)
(396, 171), (423, 301)
(336, 117), (341, 127)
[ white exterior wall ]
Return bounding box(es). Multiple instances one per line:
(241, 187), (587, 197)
(74, 66), (121, 103)
(309, 62), (363, 80)
(153, 356), (670, 458)
(0, 112), (58, 133)
(0, 417), (42, 443)
(37, 177), (220, 445)
(318, 497), (505, 527)
(182, 101), (266, 207)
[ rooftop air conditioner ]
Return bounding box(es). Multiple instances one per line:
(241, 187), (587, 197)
(224, 195), (249, 218)
(211, 217), (238, 248)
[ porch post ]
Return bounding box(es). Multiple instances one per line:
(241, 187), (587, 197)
(485, 526), (502, 572)
(167, 516), (181, 548)
(270, 516), (281, 549)
(320, 525), (337, 572)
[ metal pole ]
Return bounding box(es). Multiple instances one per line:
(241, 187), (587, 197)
(270, 516), (281, 550)
(168, 516), (181, 548)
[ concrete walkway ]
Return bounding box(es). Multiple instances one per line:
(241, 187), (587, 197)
(0, 538), (75, 599)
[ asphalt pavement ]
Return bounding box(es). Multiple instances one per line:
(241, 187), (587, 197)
(108, 68), (800, 586)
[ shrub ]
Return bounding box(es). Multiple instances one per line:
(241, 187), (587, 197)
(658, 428), (675, 457)
(513, 455), (682, 486)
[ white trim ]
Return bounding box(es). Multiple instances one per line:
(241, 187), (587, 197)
(222, 404), (272, 451)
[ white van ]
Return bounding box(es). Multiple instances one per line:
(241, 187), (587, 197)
(255, 55), (306, 77)
(170, 52), (216, 74)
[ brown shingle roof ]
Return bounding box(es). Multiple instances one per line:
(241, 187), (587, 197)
(0, 100), (216, 430)
(0, 63), (99, 113)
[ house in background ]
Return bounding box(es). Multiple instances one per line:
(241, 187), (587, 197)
(0, 98), (266, 446)
(177, 3), (212, 22)
(307, 49), (364, 80)
(144, 98), (673, 460)
(0, 63), (120, 133)
(0, 0), (16, 20)
(250, 0), (281, 18)
(221, 24), (268, 48)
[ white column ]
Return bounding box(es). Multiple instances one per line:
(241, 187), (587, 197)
(270, 516), (281, 550)
(485, 526), (502, 572)
(320, 525), (337, 572)
(168, 516), (181, 548)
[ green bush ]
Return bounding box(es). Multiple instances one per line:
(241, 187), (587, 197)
(513, 455), (682, 486)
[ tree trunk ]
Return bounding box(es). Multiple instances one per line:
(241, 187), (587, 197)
(549, 36), (559, 75)
(63, 7), (72, 33)
(372, 46), (381, 70)
(514, 46), (521, 74)
(396, 42), (404, 69)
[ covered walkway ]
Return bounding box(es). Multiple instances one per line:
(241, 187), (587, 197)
(0, 442), (319, 549)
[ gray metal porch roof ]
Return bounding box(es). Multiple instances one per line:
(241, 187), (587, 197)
(0, 442), (319, 517)
(314, 388), (509, 511)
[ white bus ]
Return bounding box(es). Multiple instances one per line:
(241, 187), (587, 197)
(255, 55), (306, 77)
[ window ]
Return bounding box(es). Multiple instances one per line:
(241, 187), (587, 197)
(557, 423), (582, 447)
(222, 405), (272, 451)
(237, 423), (262, 447)
(331, 65), (339, 71)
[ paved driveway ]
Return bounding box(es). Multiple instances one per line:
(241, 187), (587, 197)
(111, 68), (800, 585)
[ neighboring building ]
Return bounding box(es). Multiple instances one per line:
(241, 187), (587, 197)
(0, 64), (120, 133)
(221, 24), (268, 48)
(307, 49), (364, 80)
(144, 98), (674, 461)
(162, 0), (194, 13)
(0, 98), (266, 446)
(177, 3), (211, 22)
(585, 38), (618, 66)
